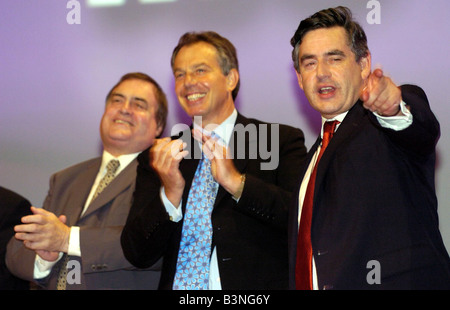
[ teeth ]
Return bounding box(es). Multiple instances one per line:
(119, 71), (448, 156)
(115, 120), (131, 125)
(187, 93), (206, 101)
(319, 87), (334, 94)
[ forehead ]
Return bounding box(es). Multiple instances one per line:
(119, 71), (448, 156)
(174, 42), (220, 68)
(112, 79), (156, 99)
(299, 27), (351, 55)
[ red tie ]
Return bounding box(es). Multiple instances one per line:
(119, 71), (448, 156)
(295, 120), (339, 290)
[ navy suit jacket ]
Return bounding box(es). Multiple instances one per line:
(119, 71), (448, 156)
(288, 85), (450, 290)
(0, 187), (31, 289)
(122, 113), (307, 289)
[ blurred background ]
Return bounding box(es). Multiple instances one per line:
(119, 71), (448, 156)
(1, 0), (449, 250)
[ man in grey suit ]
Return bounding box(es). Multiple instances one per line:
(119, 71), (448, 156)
(6, 72), (167, 289)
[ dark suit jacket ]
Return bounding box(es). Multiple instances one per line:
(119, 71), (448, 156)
(6, 157), (161, 290)
(121, 113), (307, 289)
(288, 85), (450, 290)
(0, 187), (31, 289)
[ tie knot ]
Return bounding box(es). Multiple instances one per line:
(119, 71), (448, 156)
(323, 120), (339, 135)
(322, 120), (340, 148)
(106, 159), (120, 174)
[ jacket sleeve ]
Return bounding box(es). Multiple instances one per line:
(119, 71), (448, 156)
(121, 148), (179, 269)
(236, 124), (307, 231)
(371, 85), (440, 158)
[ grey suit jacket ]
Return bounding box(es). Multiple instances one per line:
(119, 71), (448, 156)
(6, 156), (161, 290)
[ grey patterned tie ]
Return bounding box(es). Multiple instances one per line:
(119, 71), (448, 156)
(56, 159), (120, 290)
(92, 159), (120, 201)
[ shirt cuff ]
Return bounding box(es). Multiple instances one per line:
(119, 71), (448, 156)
(374, 100), (413, 131)
(68, 226), (81, 256)
(160, 187), (182, 222)
(33, 252), (63, 279)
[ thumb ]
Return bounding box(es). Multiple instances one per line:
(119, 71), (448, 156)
(58, 215), (67, 224)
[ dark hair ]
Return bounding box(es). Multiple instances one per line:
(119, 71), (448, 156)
(106, 72), (168, 136)
(290, 6), (369, 72)
(171, 31), (240, 100)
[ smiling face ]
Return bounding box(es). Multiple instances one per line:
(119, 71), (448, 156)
(296, 27), (371, 119)
(100, 79), (162, 156)
(173, 41), (238, 127)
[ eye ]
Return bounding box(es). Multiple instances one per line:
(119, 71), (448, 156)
(196, 68), (206, 75)
(110, 97), (123, 104)
(329, 56), (343, 64)
(174, 71), (185, 79)
(132, 100), (147, 111)
(303, 60), (316, 69)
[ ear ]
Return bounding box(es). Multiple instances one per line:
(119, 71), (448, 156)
(155, 124), (163, 137)
(359, 52), (371, 80)
(226, 68), (239, 92)
(295, 70), (304, 90)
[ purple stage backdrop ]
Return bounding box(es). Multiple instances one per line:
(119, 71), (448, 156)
(1, 0), (450, 250)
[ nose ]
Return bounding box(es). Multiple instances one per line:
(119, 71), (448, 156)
(184, 72), (197, 87)
(119, 100), (132, 114)
(316, 61), (331, 81)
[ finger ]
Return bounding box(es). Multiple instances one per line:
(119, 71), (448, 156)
(58, 215), (67, 224)
(204, 135), (227, 160)
(20, 214), (46, 225)
(372, 68), (384, 79)
(150, 138), (171, 167)
(15, 221), (42, 233)
(168, 139), (185, 159)
(362, 70), (387, 109)
(192, 128), (203, 143)
(30, 206), (54, 218)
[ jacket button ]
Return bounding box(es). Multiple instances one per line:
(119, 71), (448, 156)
(317, 250), (328, 256)
(322, 284), (334, 290)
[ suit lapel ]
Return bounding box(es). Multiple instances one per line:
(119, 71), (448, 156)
(65, 159), (101, 226)
(312, 102), (367, 206)
(80, 159), (137, 220)
(179, 129), (201, 212)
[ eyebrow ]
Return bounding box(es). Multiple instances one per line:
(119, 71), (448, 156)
(111, 93), (148, 104)
(173, 62), (212, 73)
(300, 49), (346, 63)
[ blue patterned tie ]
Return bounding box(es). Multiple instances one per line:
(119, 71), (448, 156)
(173, 153), (219, 290)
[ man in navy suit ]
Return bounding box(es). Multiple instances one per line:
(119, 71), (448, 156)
(288, 6), (450, 289)
(121, 31), (307, 289)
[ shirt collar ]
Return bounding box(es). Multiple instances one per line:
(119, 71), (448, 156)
(320, 111), (348, 138)
(192, 109), (238, 146)
(101, 150), (139, 176)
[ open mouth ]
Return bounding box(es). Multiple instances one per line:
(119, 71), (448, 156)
(318, 86), (336, 95)
(114, 119), (133, 126)
(186, 93), (206, 102)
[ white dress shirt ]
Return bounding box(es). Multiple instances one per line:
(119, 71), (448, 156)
(161, 109), (238, 290)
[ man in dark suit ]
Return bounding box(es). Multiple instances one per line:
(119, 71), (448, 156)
(121, 31), (307, 290)
(0, 187), (31, 289)
(6, 72), (166, 289)
(288, 6), (450, 290)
